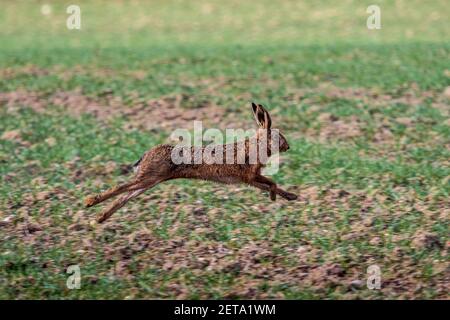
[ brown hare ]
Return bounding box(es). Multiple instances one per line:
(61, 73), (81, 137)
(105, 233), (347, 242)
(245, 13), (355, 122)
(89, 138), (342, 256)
(85, 103), (297, 223)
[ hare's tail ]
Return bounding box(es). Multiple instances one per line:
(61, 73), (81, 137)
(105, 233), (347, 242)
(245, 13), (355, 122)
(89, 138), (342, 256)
(132, 155), (144, 173)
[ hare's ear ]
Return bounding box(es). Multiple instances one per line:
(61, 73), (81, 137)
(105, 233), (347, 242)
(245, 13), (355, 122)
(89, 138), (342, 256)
(251, 102), (271, 129)
(260, 104), (272, 129)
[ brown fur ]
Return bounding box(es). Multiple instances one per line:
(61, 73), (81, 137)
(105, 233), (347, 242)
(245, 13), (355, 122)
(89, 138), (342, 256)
(85, 103), (297, 223)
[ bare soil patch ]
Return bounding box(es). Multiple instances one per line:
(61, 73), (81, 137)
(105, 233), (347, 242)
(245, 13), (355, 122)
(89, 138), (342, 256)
(0, 90), (247, 131)
(287, 83), (449, 111)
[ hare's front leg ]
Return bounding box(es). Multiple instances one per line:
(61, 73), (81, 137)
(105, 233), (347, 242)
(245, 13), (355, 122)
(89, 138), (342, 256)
(275, 188), (297, 201)
(254, 175), (277, 201)
(251, 176), (297, 201)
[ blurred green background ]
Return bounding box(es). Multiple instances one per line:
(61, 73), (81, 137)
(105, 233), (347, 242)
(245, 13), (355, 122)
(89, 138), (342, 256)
(1, 0), (449, 47)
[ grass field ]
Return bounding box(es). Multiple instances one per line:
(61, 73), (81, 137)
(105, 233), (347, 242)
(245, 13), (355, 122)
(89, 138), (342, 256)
(0, 0), (449, 299)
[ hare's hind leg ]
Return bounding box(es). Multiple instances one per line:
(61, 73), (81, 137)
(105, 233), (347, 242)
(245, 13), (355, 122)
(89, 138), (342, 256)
(85, 176), (164, 207)
(85, 180), (139, 208)
(96, 188), (146, 223)
(96, 178), (164, 223)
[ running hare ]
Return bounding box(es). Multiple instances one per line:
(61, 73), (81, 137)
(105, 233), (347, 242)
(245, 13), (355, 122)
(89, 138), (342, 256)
(85, 103), (297, 223)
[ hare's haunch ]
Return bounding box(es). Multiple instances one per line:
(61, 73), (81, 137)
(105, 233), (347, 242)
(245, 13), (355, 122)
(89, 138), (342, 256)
(85, 103), (297, 223)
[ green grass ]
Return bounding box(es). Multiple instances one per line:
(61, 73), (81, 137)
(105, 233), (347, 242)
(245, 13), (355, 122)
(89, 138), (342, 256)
(0, 0), (449, 299)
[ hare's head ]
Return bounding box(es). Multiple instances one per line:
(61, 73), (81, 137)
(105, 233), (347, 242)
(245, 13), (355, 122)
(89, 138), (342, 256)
(251, 102), (290, 153)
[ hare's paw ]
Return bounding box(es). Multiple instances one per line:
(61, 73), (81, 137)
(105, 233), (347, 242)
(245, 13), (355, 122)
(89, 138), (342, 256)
(270, 191), (277, 201)
(284, 192), (298, 201)
(84, 195), (98, 207)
